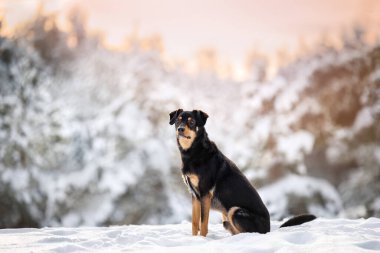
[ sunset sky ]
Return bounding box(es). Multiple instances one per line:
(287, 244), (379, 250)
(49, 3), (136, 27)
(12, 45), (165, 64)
(1, 0), (379, 72)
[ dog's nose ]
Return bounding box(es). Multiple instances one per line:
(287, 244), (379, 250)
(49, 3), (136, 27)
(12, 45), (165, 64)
(178, 127), (185, 133)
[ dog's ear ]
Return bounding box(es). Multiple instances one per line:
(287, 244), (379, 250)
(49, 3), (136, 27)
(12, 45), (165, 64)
(193, 110), (208, 127)
(169, 109), (183, 125)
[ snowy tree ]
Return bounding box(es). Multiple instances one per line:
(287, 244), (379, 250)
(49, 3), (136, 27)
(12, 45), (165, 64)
(1, 8), (379, 229)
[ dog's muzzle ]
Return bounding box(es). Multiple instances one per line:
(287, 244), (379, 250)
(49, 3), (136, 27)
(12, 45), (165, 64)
(177, 126), (191, 139)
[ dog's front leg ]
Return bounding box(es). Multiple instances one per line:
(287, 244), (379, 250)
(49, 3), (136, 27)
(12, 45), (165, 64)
(192, 195), (201, 235)
(200, 193), (211, 236)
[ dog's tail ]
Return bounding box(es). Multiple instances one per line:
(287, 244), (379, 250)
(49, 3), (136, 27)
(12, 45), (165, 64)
(280, 214), (316, 228)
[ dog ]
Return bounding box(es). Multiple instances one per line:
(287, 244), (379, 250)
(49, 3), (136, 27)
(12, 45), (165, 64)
(169, 109), (316, 236)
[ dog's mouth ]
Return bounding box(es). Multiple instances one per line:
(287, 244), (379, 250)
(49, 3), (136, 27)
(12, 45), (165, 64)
(178, 132), (191, 139)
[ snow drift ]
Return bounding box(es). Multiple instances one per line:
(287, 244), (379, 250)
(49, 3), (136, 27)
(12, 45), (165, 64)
(0, 218), (379, 253)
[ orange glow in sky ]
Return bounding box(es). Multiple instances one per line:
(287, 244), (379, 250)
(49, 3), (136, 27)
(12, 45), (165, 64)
(1, 0), (379, 78)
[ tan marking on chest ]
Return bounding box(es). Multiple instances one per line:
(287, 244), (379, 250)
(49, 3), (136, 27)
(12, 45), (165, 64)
(188, 174), (199, 188)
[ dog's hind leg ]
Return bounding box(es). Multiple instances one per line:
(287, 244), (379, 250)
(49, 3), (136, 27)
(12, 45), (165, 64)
(226, 207), (270, 235)
(222, 211), (235, 234)
(225, 207), (241, 234)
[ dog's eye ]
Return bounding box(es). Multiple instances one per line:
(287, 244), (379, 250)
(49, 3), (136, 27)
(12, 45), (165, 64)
(189, 119), (195, 126)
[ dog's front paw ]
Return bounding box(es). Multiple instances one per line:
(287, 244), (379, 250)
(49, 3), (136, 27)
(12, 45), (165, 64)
(200, 227), (208, 237)
(192, 223), (199, 236)
(192, 227), (199, 236)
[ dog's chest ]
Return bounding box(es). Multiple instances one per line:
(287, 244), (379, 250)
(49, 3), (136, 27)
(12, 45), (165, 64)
(182, 174), (200, 198)
(182, 173), (225, 211)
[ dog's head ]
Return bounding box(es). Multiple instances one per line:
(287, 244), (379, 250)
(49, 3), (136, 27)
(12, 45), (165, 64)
(169, 109), (208, 150)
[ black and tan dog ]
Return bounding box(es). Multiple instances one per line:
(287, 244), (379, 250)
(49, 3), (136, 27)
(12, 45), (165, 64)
(169, 109), (316, 236)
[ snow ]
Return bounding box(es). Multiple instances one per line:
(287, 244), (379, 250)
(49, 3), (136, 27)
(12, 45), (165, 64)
(372, 198), (380, 211)
(259, 175), (343, 220)
(251, 116), (272, 142)
(1, 218), (379, 253)
(370, 68), (380, 82)
(353, 108), (374, 133)
(276, 131), (315, 162)
(375, 147), (380, 164)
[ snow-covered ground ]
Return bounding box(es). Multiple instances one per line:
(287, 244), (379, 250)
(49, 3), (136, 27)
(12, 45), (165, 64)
(1, 218), (379, 253)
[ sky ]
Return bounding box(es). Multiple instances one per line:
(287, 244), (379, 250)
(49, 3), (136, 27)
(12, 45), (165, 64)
(1, 0), (379, 74)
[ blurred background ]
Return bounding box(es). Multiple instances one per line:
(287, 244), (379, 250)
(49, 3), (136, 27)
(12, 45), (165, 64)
(0, 0), (379, 228)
